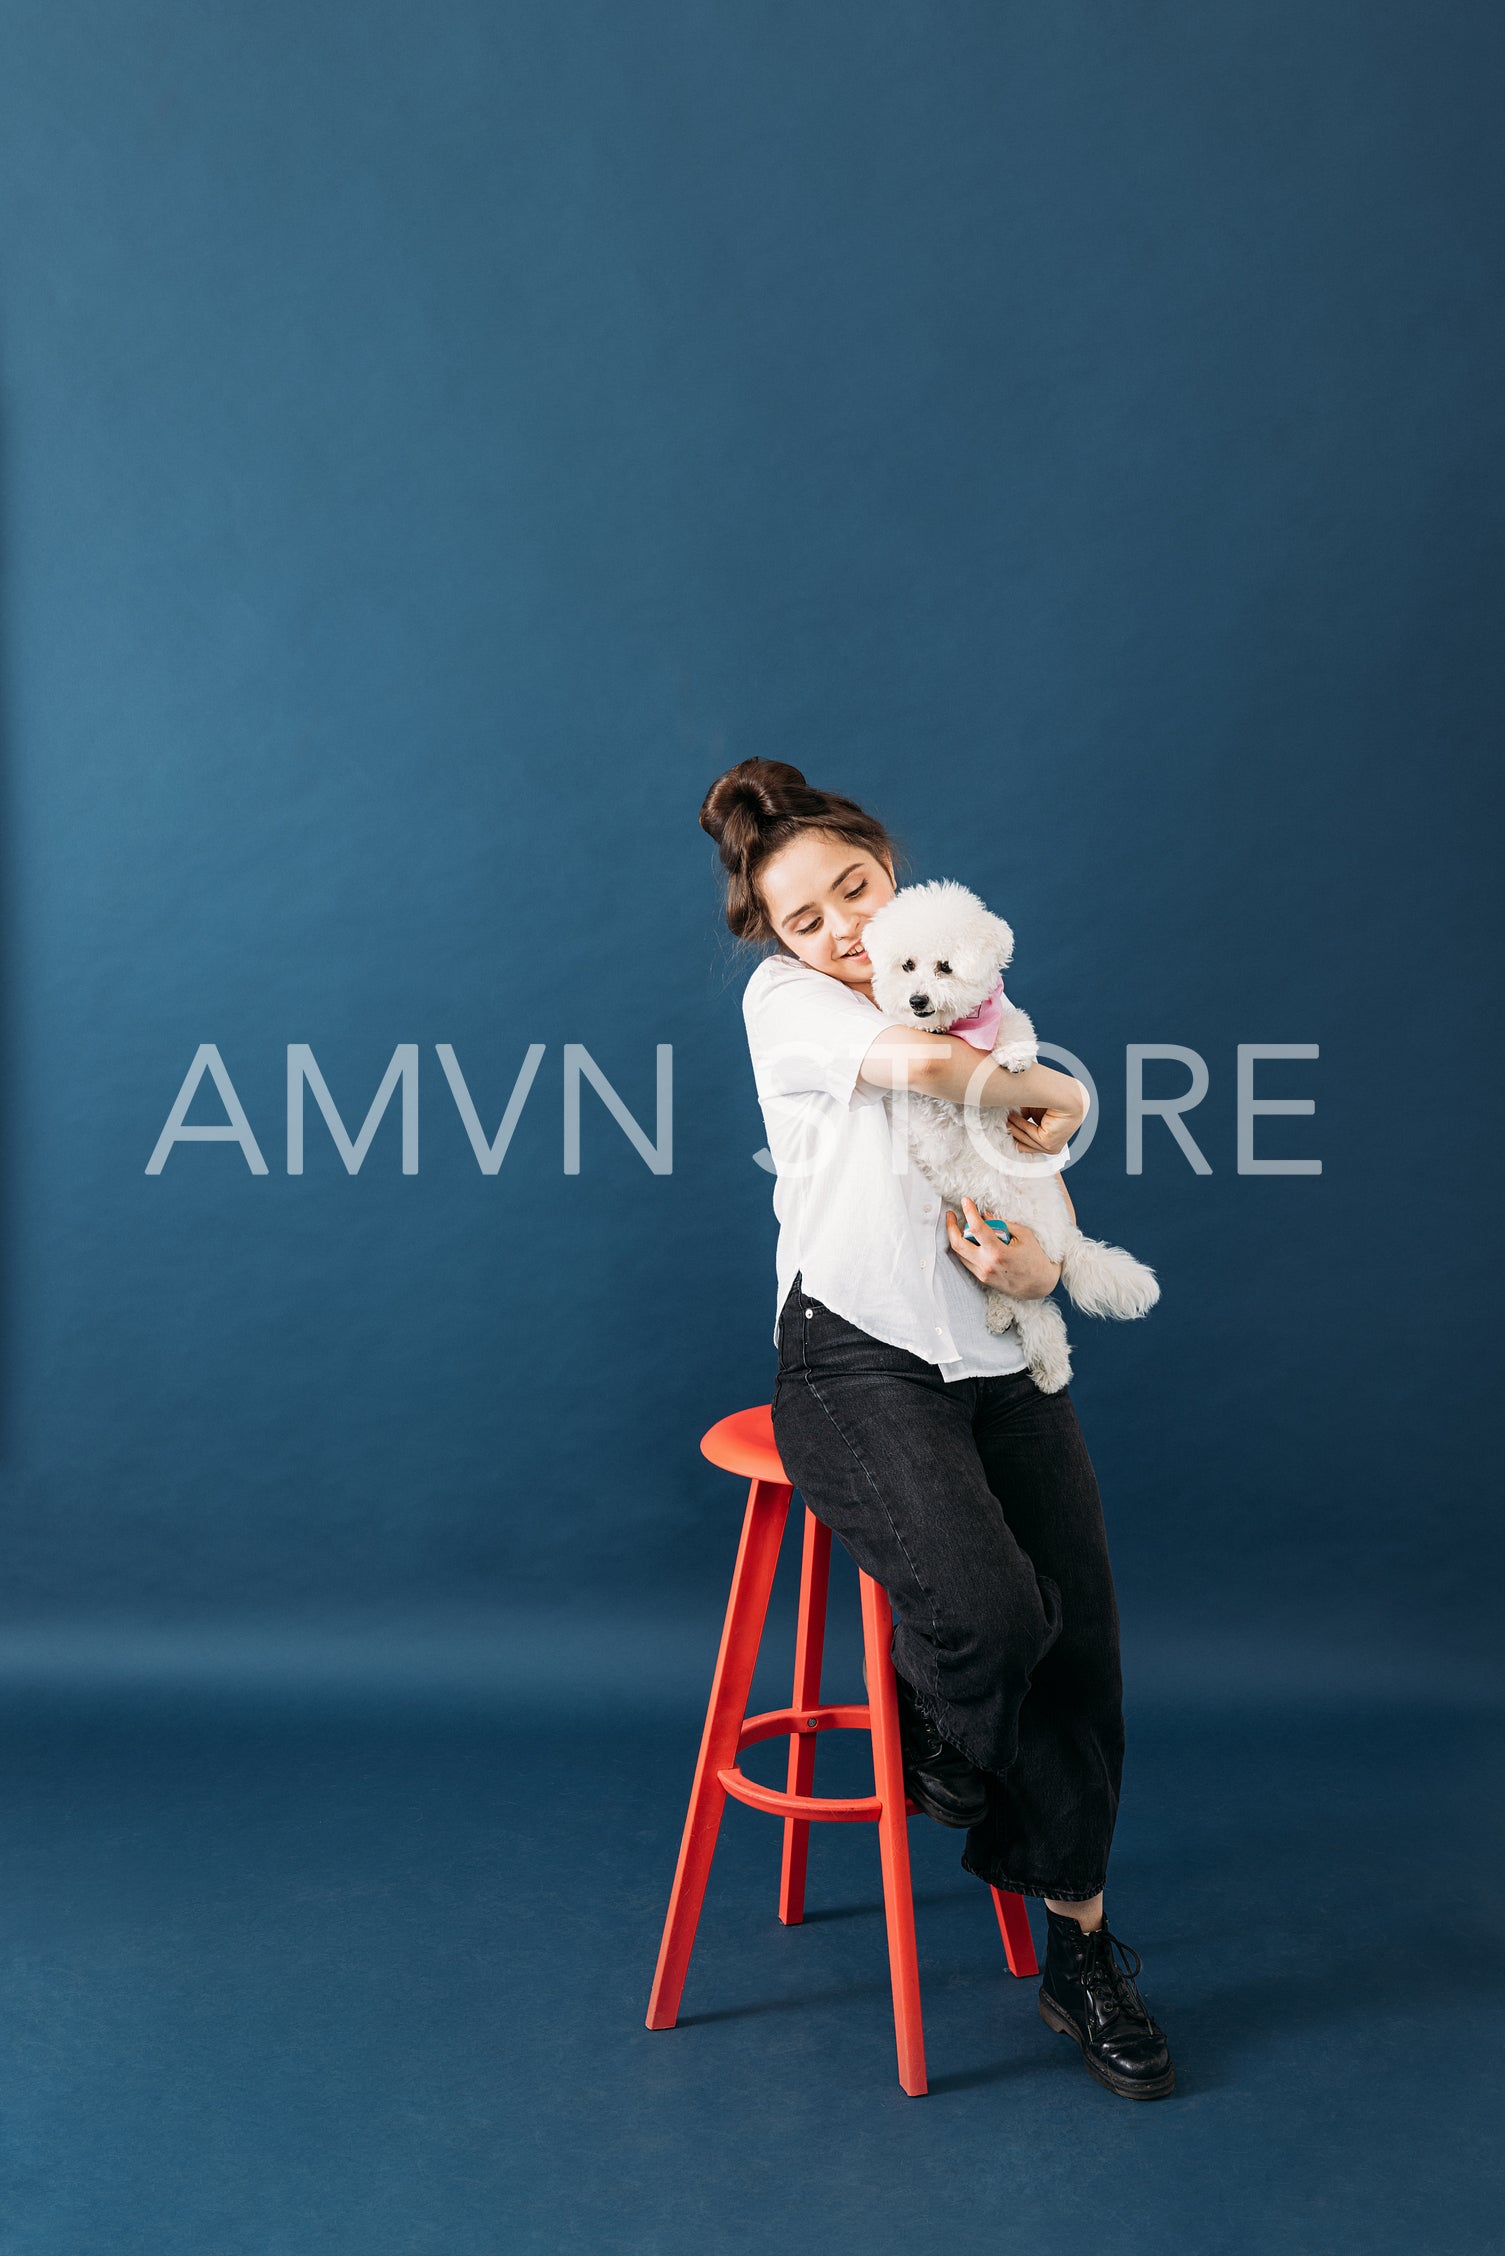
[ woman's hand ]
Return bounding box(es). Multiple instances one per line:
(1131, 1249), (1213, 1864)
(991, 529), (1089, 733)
(944, 1198), (1063, 1299)
(1004, 1091), (1083, 1158)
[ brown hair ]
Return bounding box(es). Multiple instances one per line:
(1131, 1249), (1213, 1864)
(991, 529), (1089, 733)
(698, 759), (906, 949)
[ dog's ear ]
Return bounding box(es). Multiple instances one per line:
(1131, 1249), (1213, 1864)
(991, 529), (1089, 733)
(985, 913), (1015, 970)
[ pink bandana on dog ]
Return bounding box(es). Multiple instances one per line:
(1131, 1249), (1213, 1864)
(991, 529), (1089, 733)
(945, 979), (1005, 1050)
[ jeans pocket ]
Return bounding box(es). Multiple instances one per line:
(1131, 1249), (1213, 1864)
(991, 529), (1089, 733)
(775, 1272), (806, 1372)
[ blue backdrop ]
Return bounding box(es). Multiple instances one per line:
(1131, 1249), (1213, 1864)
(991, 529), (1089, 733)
(1, 0), (1497, 1679)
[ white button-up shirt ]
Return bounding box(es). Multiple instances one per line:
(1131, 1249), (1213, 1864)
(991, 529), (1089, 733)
(742, 949), (1028, 1379)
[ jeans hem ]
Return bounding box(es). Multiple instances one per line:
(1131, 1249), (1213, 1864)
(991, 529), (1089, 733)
(960, 1854), (1106, 1904)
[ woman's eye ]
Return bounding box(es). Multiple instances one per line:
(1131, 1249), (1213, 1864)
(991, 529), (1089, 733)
(901, 958), (915, 973)
(847, 882), (866, 899)
(935, 960), (952, 975)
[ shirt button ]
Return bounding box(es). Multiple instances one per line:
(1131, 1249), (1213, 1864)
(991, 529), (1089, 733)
(804, 1308), (813, 1319)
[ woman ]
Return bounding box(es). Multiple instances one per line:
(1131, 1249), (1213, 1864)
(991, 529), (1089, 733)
(700, 757), (1175, 2102)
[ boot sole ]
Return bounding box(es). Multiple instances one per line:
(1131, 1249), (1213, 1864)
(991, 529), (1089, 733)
(1038, 1992), (1177, 2100)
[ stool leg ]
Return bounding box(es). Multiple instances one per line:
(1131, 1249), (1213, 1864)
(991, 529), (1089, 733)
(779, 1510), (832, 1926)
(859, 1573), (927, 2097)
(991, 1887), (1039, 1977)
(646, 1476), (792, 2031)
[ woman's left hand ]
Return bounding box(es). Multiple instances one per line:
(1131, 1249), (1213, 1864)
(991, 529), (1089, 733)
(1005, 1103), (1075, 1157)
(944, 1198), (1063, 1300)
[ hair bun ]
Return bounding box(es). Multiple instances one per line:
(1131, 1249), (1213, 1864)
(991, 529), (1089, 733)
(698, 759), (810, 855)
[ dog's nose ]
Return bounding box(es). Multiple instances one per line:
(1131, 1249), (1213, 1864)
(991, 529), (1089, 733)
(909, 993), (932, 1014)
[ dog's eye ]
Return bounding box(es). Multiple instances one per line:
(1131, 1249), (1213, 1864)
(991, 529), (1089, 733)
(935, 960), (952, 976)
(901, 958), (915, 974)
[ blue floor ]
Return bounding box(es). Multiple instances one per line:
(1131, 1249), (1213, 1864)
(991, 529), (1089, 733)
(0, 1677), (1498, 2254)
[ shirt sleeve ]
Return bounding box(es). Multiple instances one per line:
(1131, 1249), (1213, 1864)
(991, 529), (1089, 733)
(744, 969), (904, 1111)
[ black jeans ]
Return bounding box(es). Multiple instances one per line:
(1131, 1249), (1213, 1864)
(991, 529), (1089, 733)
(770, 1272), (1125, 1902)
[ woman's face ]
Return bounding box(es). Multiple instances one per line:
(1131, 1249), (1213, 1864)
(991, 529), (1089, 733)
(757, 831), (897, 993)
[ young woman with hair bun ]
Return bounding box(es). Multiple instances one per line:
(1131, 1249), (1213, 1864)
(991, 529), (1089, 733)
(697, 757), (1176, 2103)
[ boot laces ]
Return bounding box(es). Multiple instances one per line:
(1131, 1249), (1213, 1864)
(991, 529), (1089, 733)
(1082, 1923), (1154, 2025)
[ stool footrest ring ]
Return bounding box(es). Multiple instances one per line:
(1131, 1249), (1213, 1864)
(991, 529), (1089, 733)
(717, 1702), (921, 1823)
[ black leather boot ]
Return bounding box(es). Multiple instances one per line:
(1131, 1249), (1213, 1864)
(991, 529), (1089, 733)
(1038, 1909), (1176, 2099)
(886, 1665), (992, 1829)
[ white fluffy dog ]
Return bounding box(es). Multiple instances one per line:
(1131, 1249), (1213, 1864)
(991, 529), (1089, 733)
(861, 879), (1159, 1393)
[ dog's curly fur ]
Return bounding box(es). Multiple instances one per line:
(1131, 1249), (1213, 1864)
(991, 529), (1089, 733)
(861, 879), (1159, 1393)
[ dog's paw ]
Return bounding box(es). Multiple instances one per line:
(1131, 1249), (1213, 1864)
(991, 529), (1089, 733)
(1029, 1336), (1074, 1393)
(1061, 1238), (1161, 1320)
(994, 1042), (1038, 1073)
(984, 1291), (1017, 1336)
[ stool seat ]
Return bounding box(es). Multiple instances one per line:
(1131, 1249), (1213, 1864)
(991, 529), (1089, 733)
(648, 1401), (1039, 2096)
(699, 1403), (785, 1483)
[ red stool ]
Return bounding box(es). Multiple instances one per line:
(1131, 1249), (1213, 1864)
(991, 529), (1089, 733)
(646, 1404), (1038, 2096)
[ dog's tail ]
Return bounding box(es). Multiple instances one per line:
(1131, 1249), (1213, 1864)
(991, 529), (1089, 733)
(1059, 1227), (1160, 1320)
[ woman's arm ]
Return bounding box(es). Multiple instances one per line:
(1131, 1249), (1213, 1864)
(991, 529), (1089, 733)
(857, 1025), (1086, 1153)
